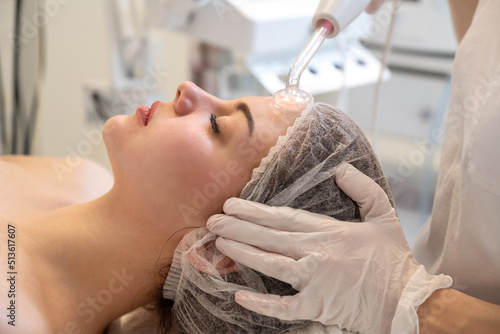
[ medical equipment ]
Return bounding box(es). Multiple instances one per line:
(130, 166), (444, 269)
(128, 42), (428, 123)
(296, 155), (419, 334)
(0, 0), (45, 155)
(272, 19), (331, 110)
(273, 0), (371, 109)
(92, 1), (390, 123)
(141, 0), (387, 97)
(87, 1), (389, 125)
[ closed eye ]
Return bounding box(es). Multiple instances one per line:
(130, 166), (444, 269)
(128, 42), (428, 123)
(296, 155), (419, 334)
(210, 113), (220, 135)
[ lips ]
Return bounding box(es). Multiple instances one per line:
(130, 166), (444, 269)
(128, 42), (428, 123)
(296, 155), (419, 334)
(136, 106), (151, 126)
(148, 101), (161, 125)
(136, 101), (162, 126)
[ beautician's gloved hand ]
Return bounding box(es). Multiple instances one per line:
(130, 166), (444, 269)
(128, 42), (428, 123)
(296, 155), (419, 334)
(207, 163), (452, 334)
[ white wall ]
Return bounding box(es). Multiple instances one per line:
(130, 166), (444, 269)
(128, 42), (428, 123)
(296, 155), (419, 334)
(1, 0), (192, 170)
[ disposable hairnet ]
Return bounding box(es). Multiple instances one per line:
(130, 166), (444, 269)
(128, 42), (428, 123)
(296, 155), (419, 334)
(163, 103), (393, 334)
(239, 103), (394, 217)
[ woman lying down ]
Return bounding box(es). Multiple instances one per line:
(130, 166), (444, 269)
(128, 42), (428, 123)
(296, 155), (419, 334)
(0, 81), (392, 334)
(106, 82), (394, 334)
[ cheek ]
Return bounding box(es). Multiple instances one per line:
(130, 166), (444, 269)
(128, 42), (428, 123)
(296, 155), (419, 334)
(148, 128), (218, 185)
(170, 142), (252, 217)
(178, 145), (245, 197)
(238, 127), (281, 170)
(156, 128), (245, 203)
(189, 159), (250, 218)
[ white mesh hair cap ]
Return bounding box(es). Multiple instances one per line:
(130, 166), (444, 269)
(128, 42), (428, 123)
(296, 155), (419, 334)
(163, 103), (393, 334)
(239, 102), (394, 217)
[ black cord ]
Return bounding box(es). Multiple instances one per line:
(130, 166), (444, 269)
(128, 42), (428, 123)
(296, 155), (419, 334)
(12, 0), (23, 154)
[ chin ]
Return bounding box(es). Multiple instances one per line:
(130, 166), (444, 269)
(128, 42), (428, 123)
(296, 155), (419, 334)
(102, 115), (131, 170)
(103, 115), (129, 145)
(103, 113), (128, 133)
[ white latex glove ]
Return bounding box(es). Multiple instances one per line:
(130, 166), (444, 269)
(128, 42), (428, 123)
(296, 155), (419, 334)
(206, 163), (452, 334)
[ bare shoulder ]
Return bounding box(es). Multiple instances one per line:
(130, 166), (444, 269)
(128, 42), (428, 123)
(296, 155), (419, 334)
(0, 155), (114, 210)
(1, 155), (112, 184)
(41, 155), (115, 197)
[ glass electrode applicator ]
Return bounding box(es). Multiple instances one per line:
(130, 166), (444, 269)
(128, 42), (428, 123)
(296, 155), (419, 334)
(273, 19), (333, 110)
(273, 0), (371, 110)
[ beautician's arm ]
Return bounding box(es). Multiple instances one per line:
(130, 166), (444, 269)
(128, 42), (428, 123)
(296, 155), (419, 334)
(417, 288), (500, 334)
(366, 0), (479, 43)
(448, 0), (479, 43)
(416, 2), (500, 330)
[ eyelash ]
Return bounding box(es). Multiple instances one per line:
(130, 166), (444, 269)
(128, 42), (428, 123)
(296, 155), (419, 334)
(210, 113), (220, 135)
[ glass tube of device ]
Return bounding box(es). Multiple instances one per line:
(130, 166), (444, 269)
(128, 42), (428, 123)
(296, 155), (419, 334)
(273, 20), (333, 111)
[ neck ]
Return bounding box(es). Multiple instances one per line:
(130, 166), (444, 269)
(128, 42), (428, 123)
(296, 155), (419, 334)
(24, 187), (194, 333)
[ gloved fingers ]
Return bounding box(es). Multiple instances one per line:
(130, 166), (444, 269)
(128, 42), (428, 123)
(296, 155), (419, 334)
(220, 197), (341, 232)
(208, 215), (310, 259)
(365, 0), (385, 14)
(235, 291), (315, 322)
(335, 163), (393, 221)
(215, 237), (303, 287)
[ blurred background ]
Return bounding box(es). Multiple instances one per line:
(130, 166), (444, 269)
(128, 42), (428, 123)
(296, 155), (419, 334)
(0, 0), (456, 245)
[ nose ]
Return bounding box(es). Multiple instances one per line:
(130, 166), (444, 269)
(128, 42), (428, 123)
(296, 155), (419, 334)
(174, 81), (221, 116)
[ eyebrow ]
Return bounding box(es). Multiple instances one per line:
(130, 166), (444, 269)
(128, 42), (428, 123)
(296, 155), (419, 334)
(235, 101), (254, 136)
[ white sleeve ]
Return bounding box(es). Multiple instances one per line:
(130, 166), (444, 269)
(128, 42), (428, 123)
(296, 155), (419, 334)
(391, 266), (453, 334)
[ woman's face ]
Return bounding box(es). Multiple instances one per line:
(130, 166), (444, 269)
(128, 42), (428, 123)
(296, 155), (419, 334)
(104, 81), (301, 226)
